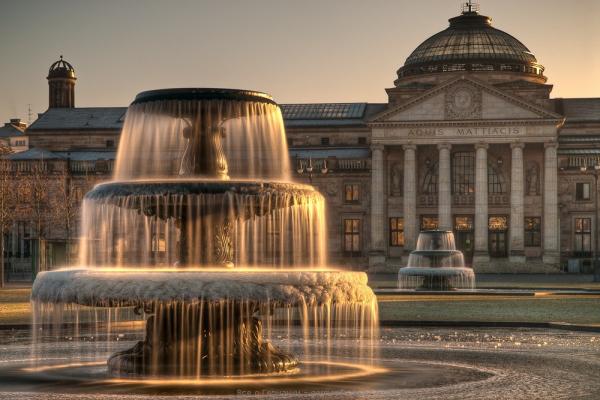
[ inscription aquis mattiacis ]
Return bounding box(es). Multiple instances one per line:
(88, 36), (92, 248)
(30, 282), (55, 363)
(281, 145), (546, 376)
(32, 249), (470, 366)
(384, 126), (525, 138)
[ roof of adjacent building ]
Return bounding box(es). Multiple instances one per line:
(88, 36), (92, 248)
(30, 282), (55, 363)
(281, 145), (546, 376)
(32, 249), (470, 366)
(552, 98), (600, 123)
(4, 147), (64, 160)
(27, 107), (126, 131)
(3, 147), (116, 161)
(0, 123), (25, 138)
(281, 103), (386, 127)
(21, 97), (600, 132)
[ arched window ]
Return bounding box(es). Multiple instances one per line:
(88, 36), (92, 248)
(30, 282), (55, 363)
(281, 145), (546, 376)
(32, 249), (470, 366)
(452, 152), (475, 194)
(488, 163), (506, 194)
(421, 160), (438, 194)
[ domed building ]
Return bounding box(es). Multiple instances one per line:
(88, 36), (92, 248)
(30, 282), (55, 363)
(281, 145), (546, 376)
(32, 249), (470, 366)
(3, 5), (600, 282)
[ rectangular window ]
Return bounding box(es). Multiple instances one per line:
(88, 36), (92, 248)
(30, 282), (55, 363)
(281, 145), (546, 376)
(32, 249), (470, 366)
(489, 216), (508, 231)
(576, 183), (591, 201)
(454, 216), (473, 231)
(320, 137), (330, 146)
(344, 184), (360, 203)
(524, 217), (541, 247)
(357, 137), (367, 145)
(343, 219), (361, 255)
(452, 152), (475, 195)
(420, 216), (439, 230)
(106, 140), (115, 148)
(574, 217), (592, 255)
(389, 218), (404, 247)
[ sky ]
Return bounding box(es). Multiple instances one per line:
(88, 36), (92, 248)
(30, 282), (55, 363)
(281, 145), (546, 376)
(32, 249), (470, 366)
(1, 0), (599, 124)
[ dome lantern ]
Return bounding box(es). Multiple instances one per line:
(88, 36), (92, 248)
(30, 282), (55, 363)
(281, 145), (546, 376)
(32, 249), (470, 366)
(47, 55), (76, 108)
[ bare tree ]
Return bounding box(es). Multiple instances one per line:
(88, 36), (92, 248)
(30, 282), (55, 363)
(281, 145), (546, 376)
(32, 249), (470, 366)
(18, 160), (53, 274)
(0, 157), (17, 287)
(52, 161), (83, 265)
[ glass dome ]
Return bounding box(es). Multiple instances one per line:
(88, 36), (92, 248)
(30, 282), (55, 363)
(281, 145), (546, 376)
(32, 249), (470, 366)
(396, 9), (545, 82)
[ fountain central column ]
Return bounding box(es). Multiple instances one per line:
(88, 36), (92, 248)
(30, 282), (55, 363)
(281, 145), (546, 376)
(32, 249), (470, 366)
(437, 143), (452, 231)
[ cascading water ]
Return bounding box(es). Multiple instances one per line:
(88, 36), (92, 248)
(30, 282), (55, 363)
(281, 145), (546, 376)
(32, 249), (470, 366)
(31, 88), (378, 379)
(398, 230), (475, 290)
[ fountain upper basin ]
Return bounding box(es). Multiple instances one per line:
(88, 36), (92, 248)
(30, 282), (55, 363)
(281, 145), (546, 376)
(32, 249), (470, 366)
(31, 268), (376, 308)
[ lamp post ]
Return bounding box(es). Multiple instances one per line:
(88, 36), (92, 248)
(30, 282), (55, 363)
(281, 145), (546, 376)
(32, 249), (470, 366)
(580, 163), (600, 281)
(297, 157), (329, 184)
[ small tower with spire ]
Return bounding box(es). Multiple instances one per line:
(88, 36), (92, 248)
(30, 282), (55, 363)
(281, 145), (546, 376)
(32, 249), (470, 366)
(47, 55), (76, 108)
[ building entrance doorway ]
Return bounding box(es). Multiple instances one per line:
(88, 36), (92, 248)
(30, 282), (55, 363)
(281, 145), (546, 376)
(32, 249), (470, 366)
(488, 216), (508, 257)
(454, 216), (474, 265)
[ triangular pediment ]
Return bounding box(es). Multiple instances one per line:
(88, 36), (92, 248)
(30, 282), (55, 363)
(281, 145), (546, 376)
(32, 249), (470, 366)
(370, 76), (563, 124)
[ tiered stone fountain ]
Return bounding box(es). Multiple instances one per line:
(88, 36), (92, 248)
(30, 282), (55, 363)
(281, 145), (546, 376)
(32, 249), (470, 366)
(31, 88), (377, 378)
(398, 230), (475, 290)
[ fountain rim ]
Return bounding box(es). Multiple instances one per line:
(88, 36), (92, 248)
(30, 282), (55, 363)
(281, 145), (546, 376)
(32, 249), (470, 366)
(30, 268), (376, 307)
(85, 179), (318, 199)
(131, 88), (278, 106)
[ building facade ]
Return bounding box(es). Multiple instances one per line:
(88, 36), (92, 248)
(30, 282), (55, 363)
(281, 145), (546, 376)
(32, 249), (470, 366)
(3, 5), (600, 280)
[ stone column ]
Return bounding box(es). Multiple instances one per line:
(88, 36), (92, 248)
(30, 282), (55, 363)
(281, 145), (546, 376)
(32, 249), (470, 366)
(369, 144), (386, 269)
(543, 142), (559, 265)
(437, 143), (452, 230)
(403, 144), (417, 255)
(473, 143), (490, 264)
(509, 142), (526, 263)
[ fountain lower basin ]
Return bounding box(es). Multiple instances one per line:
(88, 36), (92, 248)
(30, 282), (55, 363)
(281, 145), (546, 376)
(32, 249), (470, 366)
(32, 268), (377, 377)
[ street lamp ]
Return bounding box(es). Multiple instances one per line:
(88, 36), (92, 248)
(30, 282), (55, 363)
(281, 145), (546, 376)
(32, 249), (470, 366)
(297, 157), (329, 184)
(580, 162), (600, 281)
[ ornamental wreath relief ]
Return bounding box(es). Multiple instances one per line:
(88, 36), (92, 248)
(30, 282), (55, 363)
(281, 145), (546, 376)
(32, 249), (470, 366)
(445, 84), (482, 120)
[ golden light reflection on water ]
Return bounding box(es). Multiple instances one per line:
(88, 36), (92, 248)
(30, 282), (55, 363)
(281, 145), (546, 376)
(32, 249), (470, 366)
(51, 266), (345, 273)
(22, 360), (387, 386)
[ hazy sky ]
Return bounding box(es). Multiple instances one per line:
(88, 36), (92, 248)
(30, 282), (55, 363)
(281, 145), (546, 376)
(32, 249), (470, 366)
(1, 0), (599, 124)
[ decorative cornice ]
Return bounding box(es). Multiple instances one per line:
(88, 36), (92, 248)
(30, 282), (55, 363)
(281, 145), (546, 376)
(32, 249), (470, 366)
(369, 118), (563, 129)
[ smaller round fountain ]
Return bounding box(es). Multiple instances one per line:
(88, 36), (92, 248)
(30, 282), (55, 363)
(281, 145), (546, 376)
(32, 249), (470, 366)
(398, 230), (474, 290)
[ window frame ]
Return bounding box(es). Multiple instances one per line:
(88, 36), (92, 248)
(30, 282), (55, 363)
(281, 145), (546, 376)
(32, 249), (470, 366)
(574, 217), (592, 256)
(452, 151), (475, 195)
(524, 217), (541, 247)
(344, 183), (361, 204)
(389, 217), (404, 247)
(343, 218), (362, 256)
(575, 182), (591, 201)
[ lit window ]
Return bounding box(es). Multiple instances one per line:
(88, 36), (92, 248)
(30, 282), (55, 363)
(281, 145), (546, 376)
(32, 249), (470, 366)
(389, 218), (404, 247)
(452, 152), (475, 194)
(421, 216), (439, 230)
(488, 216), (508, 231)
(524, 217), (541, 247)
(344, 184), (360, 203)
(343, 219), (361, 255)
(454, 216), (473, 231)
(576, 183), (591, 201)
(574, 218), (592, 256)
